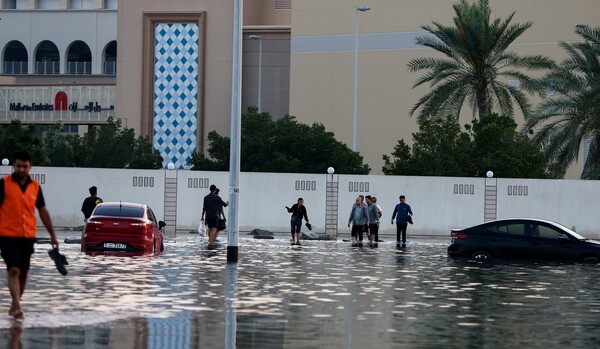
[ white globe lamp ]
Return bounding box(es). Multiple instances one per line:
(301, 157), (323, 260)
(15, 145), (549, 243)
(327, 167), (335, 174)
(1, 158), (8, 166)
(167, 162), (175, 170)
(486, 170), (494, 178)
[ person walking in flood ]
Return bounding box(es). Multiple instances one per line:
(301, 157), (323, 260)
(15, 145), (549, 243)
(201, 184), (229, 245)
(286, 198), (309, 245)
(348, 196), (369, 246)
(365, 195), (380, 246)
(0, 151), (59, 319)
(81, 186), (103, 222)
(391, 195), (413, 247)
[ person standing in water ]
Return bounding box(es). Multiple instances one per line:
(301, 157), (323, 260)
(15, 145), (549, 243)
(391, 195), (413, 247)
(286, 198), (309, 245)
(0, 151), (59, 319)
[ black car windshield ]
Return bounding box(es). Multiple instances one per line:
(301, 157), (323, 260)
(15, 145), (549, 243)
(93, 206), (144, 218)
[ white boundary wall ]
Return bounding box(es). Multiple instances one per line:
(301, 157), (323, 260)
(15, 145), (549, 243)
(1, 166), (599, 238)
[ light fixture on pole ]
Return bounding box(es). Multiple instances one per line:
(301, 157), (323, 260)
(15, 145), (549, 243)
(353, 6), (370, 152)
(249, 35), (263, 113)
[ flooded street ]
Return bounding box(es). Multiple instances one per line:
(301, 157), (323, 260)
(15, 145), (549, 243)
(1, 234), (600, 348)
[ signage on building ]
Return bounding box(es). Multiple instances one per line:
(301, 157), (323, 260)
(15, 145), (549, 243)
(0, 85), (116, 123)
(8, 91), (114, 113)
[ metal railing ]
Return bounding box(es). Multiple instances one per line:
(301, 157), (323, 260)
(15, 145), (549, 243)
(67, 61), (92, 74)
(3, 61), (28, 74)
(104, 61), (117, 75)
(35, 61), (60, 74)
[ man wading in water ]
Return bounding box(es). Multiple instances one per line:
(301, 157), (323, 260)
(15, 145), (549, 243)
(0, 151), (59, 319)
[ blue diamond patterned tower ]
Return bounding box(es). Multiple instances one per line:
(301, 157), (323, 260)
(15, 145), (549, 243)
(153, 23), (199, 169)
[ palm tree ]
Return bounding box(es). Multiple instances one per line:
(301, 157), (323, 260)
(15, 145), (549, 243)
(409, 0), (554, 121)
(525, 26), (600, 179)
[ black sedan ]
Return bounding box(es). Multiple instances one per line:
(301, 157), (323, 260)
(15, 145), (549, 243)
(447, 218), (600, 262)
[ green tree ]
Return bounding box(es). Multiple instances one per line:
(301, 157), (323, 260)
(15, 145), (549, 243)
(74, 118), (163, 168)
(383, 113), (558, 178)
(42, 124), (76, 166)
(0, 120), (45, 164)
(525, 26), (600, 179)
(382, 116), (474, 176)
(472, 114), (548, 178)
(409, 0), (554, 120)
(190, 107), (370, 174)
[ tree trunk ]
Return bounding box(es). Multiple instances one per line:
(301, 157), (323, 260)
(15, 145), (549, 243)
(476, 84), (490, 118)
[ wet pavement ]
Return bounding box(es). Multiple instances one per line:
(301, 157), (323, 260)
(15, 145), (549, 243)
(1, 233), (600, 348)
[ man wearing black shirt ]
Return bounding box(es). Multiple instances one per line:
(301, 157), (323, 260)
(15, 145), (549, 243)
(81, 186), (103, 222)
(202, 185), (229, 244)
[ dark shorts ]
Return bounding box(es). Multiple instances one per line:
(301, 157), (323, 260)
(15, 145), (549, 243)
(291, 219), (302, 233)
(0, 237), (35, 272)
(206, 217), (219, 229)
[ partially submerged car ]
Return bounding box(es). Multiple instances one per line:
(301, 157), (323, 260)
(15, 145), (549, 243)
(447, 218), (600, 262)
(81, 202), (165, 253)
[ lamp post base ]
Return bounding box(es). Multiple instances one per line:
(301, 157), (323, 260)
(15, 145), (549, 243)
(227, 246), (238, 263)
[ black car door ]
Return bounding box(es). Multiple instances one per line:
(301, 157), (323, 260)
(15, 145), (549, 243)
(525, 223), (577, 260)
(483, 222), (532, 259)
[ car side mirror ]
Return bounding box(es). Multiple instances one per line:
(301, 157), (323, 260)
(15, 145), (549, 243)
(159, 221), (166, 229)
(558, 234), (570, 243)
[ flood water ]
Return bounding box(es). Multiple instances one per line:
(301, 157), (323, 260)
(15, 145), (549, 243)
(1, 234), (600, 348)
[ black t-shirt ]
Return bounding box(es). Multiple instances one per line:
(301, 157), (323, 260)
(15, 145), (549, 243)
(0, 174), (45, 209)
(81, 195), (103, 218)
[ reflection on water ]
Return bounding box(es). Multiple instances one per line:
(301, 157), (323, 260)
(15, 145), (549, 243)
(0, 236), (599, 348)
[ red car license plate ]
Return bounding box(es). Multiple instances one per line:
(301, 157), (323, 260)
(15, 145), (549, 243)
(103, 242), (127, 249)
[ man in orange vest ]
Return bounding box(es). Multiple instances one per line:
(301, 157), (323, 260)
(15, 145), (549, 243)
(0, 151), (58, 319)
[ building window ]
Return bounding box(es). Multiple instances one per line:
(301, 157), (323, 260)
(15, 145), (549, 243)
(66, 41), (92, 74)
(68, 0), (93, 9)
(35, 41), (60, 74)
(103, 41), (117, 74)
(37, 0), (60, 9)
(2, 40), (28, 74)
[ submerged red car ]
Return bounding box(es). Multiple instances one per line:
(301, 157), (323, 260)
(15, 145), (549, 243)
(81, 202), (165, 253)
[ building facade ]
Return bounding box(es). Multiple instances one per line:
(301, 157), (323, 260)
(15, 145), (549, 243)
(1, 0), (291, 168)
(2, 0), (599, 177)
(289, 0), (600, 178)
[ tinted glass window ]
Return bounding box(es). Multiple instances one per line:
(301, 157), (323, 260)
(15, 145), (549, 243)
(93, 206), (144, 218)
(533, 225), (564, 239)
(147, 208), (157, 224)
(488, 223), (526, 236)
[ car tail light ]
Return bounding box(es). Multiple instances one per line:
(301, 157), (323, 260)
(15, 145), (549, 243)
(87, 220), (104, 227)
(129, 222), (149, 229)
(451, 232), (469, 239)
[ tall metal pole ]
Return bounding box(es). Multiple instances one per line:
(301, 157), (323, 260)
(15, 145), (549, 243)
(352, 8), (359, 152)
(352, 6), (370, 152)
(228, 0), (243, 263)
(257, 37), (262, 113)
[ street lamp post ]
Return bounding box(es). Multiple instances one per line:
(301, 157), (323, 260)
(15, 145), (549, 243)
(249, 35), (263, 113)
(353, 6), (370, 152)
(228, 0), (243, 263)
